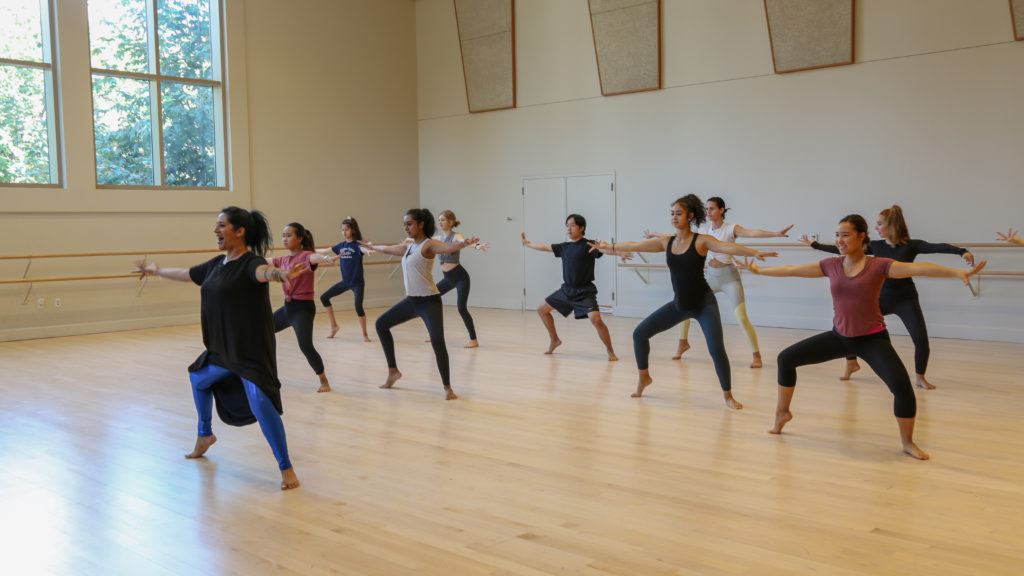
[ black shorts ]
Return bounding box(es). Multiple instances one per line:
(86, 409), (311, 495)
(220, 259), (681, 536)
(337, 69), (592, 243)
(545, 285), (599, 319)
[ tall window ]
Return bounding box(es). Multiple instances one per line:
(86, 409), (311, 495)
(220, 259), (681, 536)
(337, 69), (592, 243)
(88, 0), (225, 188)
(0, 0), (60, 186)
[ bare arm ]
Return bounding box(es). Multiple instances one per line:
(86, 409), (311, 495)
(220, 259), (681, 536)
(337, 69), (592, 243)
(734, 224), (793, 239)
(744, 261), (825, 278)
(888, 260), (987, 285)
(254, 261), (305, 285)
(997, 228), (1023, 246)
(589, 237), (666, 254)
(699, 236), (778, 260)
(642, 229), (673, 239)
(422, 236), (479, 259)
(361, 240), (406, 257)
(135, 261), (192, 282)
(521, 232), (553, 252)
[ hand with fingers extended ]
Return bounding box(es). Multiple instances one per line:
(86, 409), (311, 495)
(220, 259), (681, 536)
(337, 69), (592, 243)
(798, 234), (815, 246)
(958, 261), (987, 285)
(777, 224), (794, 237)
(735, 257), (760, 273)
(474, 241), (490, 251)
(997, 228), (1023, 246)
(587, 240), (611, 253)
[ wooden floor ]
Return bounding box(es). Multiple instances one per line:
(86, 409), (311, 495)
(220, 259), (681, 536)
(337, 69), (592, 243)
(1, 307), (1022, 575)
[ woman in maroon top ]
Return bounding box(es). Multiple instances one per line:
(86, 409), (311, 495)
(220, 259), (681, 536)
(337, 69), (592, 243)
(272, 222), (336, 393)
(744, 215), (985, 460)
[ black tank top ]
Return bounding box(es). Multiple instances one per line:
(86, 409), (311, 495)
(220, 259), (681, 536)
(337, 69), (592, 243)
(667, 234), (712, 311)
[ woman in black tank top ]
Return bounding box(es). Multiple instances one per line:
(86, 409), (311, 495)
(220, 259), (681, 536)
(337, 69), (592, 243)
(590, 195), (776, 409)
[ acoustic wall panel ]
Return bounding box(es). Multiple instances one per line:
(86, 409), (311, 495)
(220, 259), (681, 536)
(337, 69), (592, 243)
(589, 0), (661, 96)
(454, 0), (515, 113)
(764, 0), (854, 74)
(1013, 0), (1024, 40)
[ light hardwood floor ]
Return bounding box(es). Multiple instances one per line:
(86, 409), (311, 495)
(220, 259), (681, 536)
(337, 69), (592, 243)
(1, 307), (1022, 575)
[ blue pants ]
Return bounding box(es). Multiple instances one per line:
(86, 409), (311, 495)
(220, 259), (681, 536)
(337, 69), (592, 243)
(633, 293), (732, 391)
(189, 364), (292, 470)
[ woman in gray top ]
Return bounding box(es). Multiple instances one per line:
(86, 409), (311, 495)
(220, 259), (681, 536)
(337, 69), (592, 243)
(432, 210), (488, 348)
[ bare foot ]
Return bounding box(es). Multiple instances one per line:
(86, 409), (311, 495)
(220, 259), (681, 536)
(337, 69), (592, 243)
(915, 374), (935, 390)
(185, 434), (217, 459)
(840, 359), (860, 381)
(381, 369), (402, 389)
(444, 387), (458, 400)
(464, 340), (479, 348)
(608, 352), (618, 362)
(671, 339), (690, 360)
(902, 443), (930, 460)
(750, 352), (763, 369)
(631, 373), (653, 398)
(363, 335), (372, 343)
(724, 392), (743, 410)
(768, 410), (793, 434)
(327, 325), (340, 339)
(280, 467), (300, 490)
(545, 339), (562, 354)
(317, 383), (331, 393)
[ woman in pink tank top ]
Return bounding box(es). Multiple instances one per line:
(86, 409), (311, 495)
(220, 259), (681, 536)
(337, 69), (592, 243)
(743, 215), (986, 460)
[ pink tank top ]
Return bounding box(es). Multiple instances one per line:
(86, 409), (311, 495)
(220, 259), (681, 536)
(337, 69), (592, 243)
(819, 256), (893, 337)
(272, 251), (317, 302)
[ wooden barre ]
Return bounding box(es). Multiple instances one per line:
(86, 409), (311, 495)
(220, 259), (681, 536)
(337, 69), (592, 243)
(0, 245), (368, 260)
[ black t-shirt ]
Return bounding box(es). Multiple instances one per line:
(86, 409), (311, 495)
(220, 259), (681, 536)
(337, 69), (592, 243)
(188, 252), (283, 423)
(811, 239), (966, 297)
(551, 238), (603, 292)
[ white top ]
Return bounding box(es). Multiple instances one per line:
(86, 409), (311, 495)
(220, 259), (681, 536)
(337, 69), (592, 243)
(697, 221), (736, 265)
(402, 240), (440, 297)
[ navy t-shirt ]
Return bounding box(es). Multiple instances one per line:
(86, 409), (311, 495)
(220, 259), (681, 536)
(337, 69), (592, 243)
(331, 241), (365, 286)
(551, 238), (602, 290)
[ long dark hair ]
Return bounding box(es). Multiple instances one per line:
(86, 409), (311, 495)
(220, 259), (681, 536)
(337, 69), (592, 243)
(672, 194), (706, 229)
(341, 217), (363, 241)
(286, 222), (315, 251)
(839, 214), (870, 243)
(880, 205), (910, 245)
(406, 208), (436, 237)
(221, 206), (273, 257)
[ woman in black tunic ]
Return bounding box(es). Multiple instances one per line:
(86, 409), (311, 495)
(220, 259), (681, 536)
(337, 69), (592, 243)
(136, 207), (305, 490)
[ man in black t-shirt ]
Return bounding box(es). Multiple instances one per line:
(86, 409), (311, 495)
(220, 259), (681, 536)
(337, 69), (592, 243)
(521, 214), (624, 361)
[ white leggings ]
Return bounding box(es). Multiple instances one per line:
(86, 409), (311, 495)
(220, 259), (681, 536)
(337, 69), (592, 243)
(680, 265), (759, 353)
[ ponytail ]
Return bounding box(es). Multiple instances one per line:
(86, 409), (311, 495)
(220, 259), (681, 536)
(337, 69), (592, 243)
(221, 206), (273, 257)
(672, 194), (706, 229)
(880, 205), (910, 245)
(287, 222), (316, 251)
(406, 208), (436, 237)
(341, 217), (363, 242)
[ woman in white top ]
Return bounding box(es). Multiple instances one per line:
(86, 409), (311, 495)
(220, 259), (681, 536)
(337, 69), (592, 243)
(368, 208), (478, 400)
(649, 196), (792, 368)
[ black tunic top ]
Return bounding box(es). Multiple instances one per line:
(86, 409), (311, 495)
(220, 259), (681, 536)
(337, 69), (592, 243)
(551, 238), (603, 294)
(810, 239), (966, 297)
(668, 234), (712, 311)
(188, 252), (283, 426)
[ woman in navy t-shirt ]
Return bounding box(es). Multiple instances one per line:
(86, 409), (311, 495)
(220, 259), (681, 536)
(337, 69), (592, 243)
(319, 217), (373, 341)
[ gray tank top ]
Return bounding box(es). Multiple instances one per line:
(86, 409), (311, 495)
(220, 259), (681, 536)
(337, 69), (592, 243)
(437, 232), (461, 265)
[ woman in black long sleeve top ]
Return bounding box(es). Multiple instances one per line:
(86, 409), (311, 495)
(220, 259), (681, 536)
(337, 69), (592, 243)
(802, 205), (974, 389)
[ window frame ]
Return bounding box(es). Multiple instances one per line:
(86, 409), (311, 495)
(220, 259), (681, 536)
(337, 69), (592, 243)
(0, 0), (63, 188)
(87, 0), (229, 190)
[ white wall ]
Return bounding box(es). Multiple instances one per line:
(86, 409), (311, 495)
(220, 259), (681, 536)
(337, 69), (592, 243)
(0, 0), (419, 341)
(416, 0), (1024, 342)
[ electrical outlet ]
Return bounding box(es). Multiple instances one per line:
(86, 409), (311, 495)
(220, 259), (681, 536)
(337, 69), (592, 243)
(37, 297), (45, 309)
(54, 297), (62, 308)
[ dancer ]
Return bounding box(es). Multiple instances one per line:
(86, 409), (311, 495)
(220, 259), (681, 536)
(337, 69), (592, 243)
(647, 196), (792, 367)
(368, 208), (479, 400)
(744, 214), (985, 459)
(432, 210), (489, 348)
(997, 228), (1023, 245)
(136, 206), (304, 489)
(801, 205), (975, 388)
(521, 214), (628, 361)
(272, 222), (335, 393)
(319, 217), (372, 341)
(590, 195), (777, 408)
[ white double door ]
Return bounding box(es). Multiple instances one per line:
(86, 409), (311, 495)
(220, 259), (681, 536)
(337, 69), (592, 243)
(522, 173), (617, 311)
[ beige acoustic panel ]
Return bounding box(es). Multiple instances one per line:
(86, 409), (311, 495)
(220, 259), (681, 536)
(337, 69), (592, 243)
(454, 0), (515, 113)
(589, 0), (661, 96)
(1013, 0), (1024, 40)
(764, 0), (854, 74)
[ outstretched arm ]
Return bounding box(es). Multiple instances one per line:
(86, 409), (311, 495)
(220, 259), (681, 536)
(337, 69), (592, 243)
(642, 229), (673, 239)
(700, 236), (778, 261)
(800, 234), (841, 254)
(254, 261), (305, 285)
(734, 224), (793, 239)
(135, 261), (192, 282)
(997, 228), (1023, 246)
(521, 232), (553, 252)
(360, 240), (406, 257)
(889, 260), (987, 285)
(422, 236), (480, 259)
(743, 261), (824, 278)
(590, 237), (667, 255)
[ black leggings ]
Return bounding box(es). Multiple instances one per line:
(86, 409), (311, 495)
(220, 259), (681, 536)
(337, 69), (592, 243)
(844, 293), (929, 375)
(779, 329), (916, 418)
(632, 292), (731, 391)
(273, 299), (325, 375)
(320, 281), (365, 317)
(436, 265), (477, 340)
(375, 295), (450, 388)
